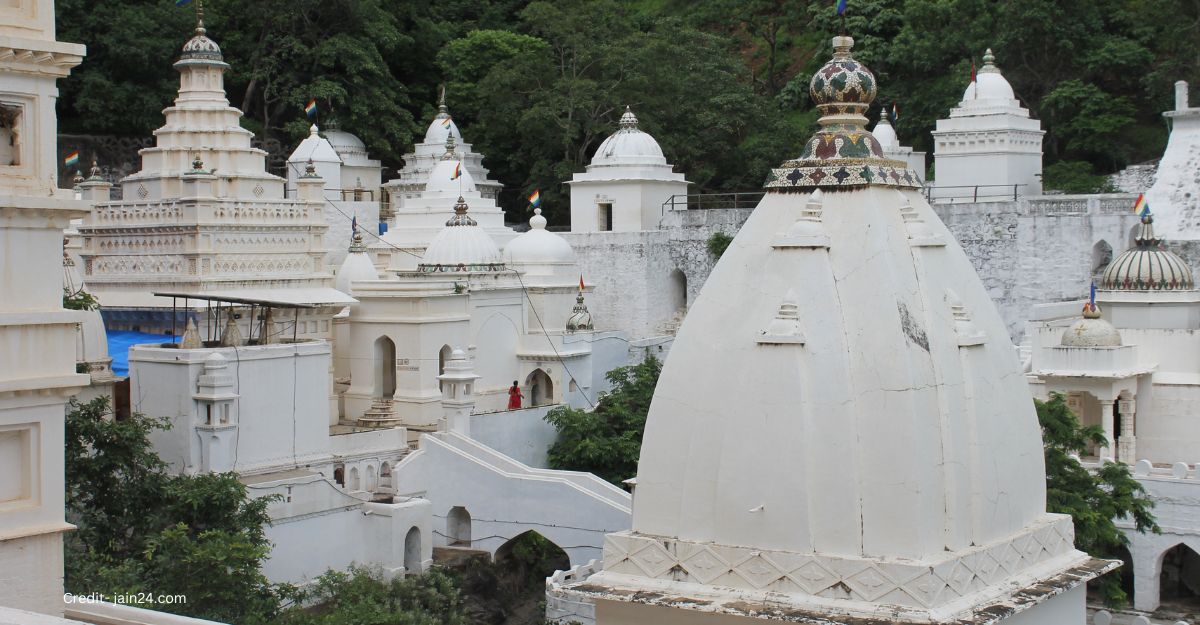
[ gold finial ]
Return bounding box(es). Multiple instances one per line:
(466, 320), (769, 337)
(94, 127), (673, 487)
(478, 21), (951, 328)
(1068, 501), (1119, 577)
(196, 0), (205, 34)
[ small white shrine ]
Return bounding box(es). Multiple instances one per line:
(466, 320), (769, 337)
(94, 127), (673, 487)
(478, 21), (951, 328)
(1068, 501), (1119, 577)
(568, 107), (689, 232)
(871, 109), (926, 179)
(372, 135), (515, 270)
(931, 49), (1045, 200)
(383, 89), (502, 210)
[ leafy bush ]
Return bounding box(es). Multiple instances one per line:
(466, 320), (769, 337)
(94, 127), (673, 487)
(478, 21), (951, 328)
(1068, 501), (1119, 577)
(1042, 161), (1116, 194)
(707, 232), (733, 259)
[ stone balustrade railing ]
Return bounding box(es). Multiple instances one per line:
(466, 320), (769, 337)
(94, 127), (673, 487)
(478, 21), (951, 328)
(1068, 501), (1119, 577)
(546, 559), (601, 625)
(86, 199), (319, 225)
(1079, 458), (1199, 481)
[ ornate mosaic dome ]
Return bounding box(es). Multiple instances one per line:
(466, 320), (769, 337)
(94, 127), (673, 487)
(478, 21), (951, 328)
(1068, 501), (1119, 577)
(1101, 214), (1195, 291)
(765, 36), (918, 191)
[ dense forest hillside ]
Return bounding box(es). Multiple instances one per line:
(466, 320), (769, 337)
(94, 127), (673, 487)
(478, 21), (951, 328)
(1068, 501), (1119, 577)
(56, 0), (1200, 223)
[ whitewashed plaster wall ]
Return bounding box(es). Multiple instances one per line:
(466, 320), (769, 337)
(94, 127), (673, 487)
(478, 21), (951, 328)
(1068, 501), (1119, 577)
(128, 343), (333, 474)
(562, 208), (752, 340)
(253, 473), (432, 585)
(391, 432), (630, 566)
(469, 404), (558, 468)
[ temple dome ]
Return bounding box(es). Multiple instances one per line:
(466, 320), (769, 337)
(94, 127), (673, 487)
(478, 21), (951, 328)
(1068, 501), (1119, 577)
(872, 110), (899, 150)
(425, 159), (477, 197)
(335, 232), (377, 294)
(289, 125), (341, 164)
(808, 37), (877, 106)
(961, 49), (1016, 103)
(419, 197), (504, 271)
(1101, 214), (1195, 290)
(1061, 304), (1122, 347)
(325, 127), (368, 159)
(590, 107), (668, 167)
(502, 208), (575, 267)
(423, 93), (464, 145)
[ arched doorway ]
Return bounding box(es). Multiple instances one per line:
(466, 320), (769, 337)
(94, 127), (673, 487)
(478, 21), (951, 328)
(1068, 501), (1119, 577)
(438, 344), (452, 393)
(1092, 240), (1113, 276)
(669, 269), (688, 313)
(494, 530), (570, 581)
(446, 506), (471, 546)
(525, 368), (553, 406)
(404, 526), (422, 575)
(348, 466), (361, 491)
(1159, 543), (1200, 609)
(374, 336), (396, 399)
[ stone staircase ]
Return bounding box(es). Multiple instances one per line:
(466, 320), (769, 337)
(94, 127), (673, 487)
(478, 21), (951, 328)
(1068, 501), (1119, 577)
(358, 398), (403, 428)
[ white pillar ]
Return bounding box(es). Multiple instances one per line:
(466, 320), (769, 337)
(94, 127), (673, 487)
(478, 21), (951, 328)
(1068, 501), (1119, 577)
(436, 347), (479, 437)
(1099, 399), (1115, 461)
(1117, 397), (1136, 464)
(1176, 80), (1189, 112)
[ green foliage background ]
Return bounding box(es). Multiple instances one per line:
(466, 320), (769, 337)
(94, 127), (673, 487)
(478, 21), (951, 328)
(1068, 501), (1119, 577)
(55, 0), (1199, 221)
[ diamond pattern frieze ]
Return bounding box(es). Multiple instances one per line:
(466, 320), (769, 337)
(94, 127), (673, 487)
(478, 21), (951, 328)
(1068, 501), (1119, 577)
(787, 559), (839, 595)
(628, 541), (675, 578)
(680, 548), (729, 585)
(844, 565), (894, 602)
(733, 554), (785, 590)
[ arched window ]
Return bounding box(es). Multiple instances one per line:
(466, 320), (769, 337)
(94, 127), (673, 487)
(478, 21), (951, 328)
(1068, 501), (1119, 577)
(669, 269), (688, 313)
(366, 464), (377, 491)
(348, 466), (361, 491)
(447, 506), (471, 546)
(1092, 240), (1113, 276)
(439, 344), (452, 393)
(374, 336), (396, 399)
(404, 527), (422, 575)
(494, 531), (569, 577)
(380, 462), (392, 488)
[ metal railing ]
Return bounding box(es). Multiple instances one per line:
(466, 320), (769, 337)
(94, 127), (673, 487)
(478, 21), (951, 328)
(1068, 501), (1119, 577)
(661, 191), (765, 213)
(925, 183), (1026, 202)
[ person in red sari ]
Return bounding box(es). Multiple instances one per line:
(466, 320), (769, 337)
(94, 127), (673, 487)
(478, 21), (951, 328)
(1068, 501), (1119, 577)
(507, 381), (524, 410)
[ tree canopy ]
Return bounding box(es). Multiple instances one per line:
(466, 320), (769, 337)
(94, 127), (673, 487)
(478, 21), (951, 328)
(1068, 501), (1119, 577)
(55, 0), (1200, 217)
(544, 354), (661, 484)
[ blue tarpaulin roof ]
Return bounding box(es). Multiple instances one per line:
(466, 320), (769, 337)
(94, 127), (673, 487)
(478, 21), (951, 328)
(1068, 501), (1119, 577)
(107, 330), (178, 377)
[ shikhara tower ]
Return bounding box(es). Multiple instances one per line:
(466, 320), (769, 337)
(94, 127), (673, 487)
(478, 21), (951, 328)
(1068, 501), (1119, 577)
(558, 36), (1111, 625)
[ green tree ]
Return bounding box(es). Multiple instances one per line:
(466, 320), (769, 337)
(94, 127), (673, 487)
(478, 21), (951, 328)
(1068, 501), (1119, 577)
(275, 565), (469, 625)
(1037, 393), (1158, 606)
(544, 354), (662, 484)
(64, 397), (284, 623)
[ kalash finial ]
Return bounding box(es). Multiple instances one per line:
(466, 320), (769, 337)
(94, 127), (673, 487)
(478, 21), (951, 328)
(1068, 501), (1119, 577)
(72, 170), (84, 186)
(1134, 211), (1160, 246)
(765, 35), (920, 191)
(195, 0), (205, 35)
(348, 229), (366, 253)
(441, 133), (458, 161)
(301, 158), (319, 178)
(446, 196), (477, 227)
(437, 84), (449, 117)
(618, 105), (638, 130)
(979, 47), (1001, 74)
(86, 158), (103, 181)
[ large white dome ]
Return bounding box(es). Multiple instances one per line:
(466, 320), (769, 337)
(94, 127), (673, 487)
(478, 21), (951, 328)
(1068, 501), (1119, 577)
(590, 106), (668, 167)
(502, 208), (575, 267)
(419, 197), (504, 271)
(425, 158), (477, 197)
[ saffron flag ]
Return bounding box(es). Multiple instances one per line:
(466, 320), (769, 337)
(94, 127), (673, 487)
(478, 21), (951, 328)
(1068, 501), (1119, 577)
(836, 0), (848, 15)
(451, 163), (462, 180)
(175, 0), (193, 6)
(64, 151), (80, 168)
(528, 189), (541, 208)
(441, 116), (452, 129)
(1133, 193), (1150, 218)
(304, 99), (318, 119)
(579, 275), (586, 291)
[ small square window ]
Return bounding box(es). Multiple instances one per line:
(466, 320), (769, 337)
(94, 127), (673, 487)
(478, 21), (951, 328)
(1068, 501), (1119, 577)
(0, 102), (21, 167)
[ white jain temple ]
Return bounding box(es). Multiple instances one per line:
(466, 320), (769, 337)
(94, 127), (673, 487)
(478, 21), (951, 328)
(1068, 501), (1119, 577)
(2, 2), (1200, 625)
